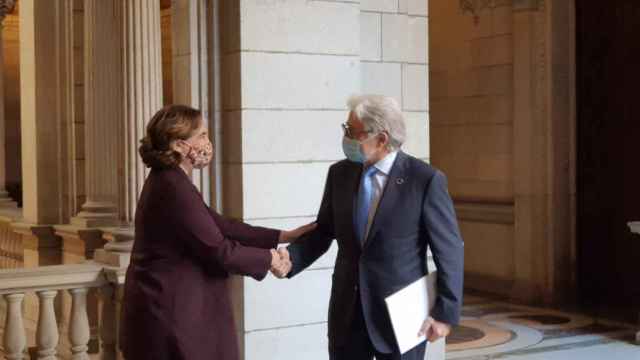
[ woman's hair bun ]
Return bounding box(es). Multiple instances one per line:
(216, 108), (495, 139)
(139, 136), (181, 169)
(138, 105), (202, 169)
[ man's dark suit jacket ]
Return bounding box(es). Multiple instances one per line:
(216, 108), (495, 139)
(287, 151), (464, 353)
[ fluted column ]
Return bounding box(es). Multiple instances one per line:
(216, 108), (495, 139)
(71, 0), (122, 228)
(172, 0), (216, 207)
(0, 0), (16, 208)
(120, 0), (163, 224)
(92, 0), (162, 270)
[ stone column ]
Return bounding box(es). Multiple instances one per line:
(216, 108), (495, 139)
(512, 0), (575, 304)
(60, 1), (162, 352)
(70, 0), (122, 228)
(94, 0), (163, 267)
(16, 2), (76, 354)
(119, 0), (164, 224)
(19, 0), (68, 225)
(59, 0), (163, 240)
(0, 0), (16, 208)
(512, 0), (548, 303)
(172, 0), (214, 206)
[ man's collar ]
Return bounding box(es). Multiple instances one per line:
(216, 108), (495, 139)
(370, 151), (398, 176)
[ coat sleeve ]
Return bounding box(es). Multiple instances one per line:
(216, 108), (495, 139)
(422, 171), (464, 326)
(286, 166), (336, 278)
(206, 207), (280, 250)
(170, 183), (273, 281)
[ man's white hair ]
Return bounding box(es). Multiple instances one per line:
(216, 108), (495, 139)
(347, 94), (406, 151)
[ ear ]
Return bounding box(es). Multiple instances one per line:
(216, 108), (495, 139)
(377, 131), (390, 148)
(170, 139), (188, 156)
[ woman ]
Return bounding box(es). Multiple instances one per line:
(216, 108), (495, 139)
(120, 105), (314, 360)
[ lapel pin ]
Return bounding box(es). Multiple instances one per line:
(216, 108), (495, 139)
(396, 178), (405, 185)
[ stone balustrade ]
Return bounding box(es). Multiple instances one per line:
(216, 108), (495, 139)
(0, 263), (124, 359)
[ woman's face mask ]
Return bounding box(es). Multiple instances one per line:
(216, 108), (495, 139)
(182, 138), (213, 169)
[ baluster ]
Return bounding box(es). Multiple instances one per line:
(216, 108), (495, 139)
(3, 293), (26, 360)
(36, 290), (59, 360)
(100, 285), (116, 360)
(69, 288), (90, 360)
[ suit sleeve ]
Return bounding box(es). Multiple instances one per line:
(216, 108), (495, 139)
(207, 207), (280, 250)
(170, 184), (273, 281)
(286, 166), (336, 278)
(422, 171), (464, 325)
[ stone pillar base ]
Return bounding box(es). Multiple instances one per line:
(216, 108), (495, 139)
(54, 225), (106, 263)
(70, 214), (119, 228)
(95, 227), (134, 268)
(94, 248), (131, 268)
(11, 223), (62, 267)
(0, 190), (17, 208)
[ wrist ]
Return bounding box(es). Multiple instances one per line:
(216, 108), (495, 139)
(270, 249), (278, 267)
(278, 230), (290, 244)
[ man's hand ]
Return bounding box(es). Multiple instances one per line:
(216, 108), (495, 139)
(270, 248), (291, 278)
(418, 317), (451, 342)
(278, 222), (317, 243)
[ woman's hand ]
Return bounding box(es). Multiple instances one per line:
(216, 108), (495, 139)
(278, 222), (317, 244)
(270, 249), (291, 278)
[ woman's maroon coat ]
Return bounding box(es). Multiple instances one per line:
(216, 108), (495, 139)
(120, 166), (279, 360)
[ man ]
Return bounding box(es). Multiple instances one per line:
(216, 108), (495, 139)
(276, 95), (464, 360)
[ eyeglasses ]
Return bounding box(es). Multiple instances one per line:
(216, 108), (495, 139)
(341, 122), (373, 139)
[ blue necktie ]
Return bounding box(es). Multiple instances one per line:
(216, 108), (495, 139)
(355, 166), (378, 244)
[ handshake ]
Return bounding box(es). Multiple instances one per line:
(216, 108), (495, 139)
(270, 248), (291, 278)
(269, 222), (316, 278)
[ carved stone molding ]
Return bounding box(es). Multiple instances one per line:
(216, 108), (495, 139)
(454, 201), (515, 225)
(460, 0), (540, 16)
(513, 0), (540, 11)
(460, 0), (512, 16)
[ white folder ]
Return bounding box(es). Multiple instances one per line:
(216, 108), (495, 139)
(384, 272), (438, 355)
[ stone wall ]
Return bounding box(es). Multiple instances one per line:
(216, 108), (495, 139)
(361, 0), (430, 161)
(220, 1), (359, 358)
(430, 0), (516, 295)
(429, 0), (576, 304)
(219, 0), (430, 358)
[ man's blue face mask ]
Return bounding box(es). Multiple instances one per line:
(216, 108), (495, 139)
(342, 136), (365, 163)
(342, 135), (376, 163)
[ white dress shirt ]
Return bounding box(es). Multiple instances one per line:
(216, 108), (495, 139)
(362, 151), (398, 241)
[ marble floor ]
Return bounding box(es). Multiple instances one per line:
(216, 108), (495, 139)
(445, 295), (640, 359)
